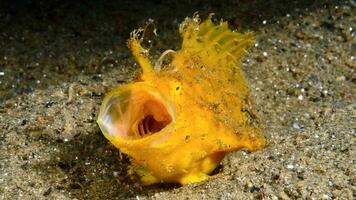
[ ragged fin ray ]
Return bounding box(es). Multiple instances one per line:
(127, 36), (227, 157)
(179, 14), (254, 66)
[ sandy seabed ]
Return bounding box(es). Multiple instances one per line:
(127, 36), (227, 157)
(0, 0), (355, 199)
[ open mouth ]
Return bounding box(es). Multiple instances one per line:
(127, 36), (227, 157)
(97, 85), (174, 140)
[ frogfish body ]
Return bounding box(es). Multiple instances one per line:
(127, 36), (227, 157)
(97, 15), (266, 185)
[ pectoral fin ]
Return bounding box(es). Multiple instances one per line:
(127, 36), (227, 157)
(179, 172), (210, 185)
(131, 165), (160, 185)
(217, 127), (266, 153)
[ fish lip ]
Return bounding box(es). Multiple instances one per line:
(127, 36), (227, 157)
(97, 82), (176, 142)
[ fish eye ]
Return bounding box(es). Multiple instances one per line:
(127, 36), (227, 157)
(174, 81), (182, 93)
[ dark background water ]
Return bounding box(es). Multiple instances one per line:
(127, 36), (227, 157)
(0, 0), (338, 102)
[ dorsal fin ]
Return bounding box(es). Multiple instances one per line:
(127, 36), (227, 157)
(179, 14), (254, 65)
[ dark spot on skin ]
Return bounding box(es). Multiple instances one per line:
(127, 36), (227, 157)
(185, 135), (190, 141)
(176, 86), (180, 90)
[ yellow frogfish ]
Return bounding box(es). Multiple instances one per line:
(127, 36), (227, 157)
(97, 15), (266, 185)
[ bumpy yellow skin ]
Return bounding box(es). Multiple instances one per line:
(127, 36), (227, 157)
(97, 15), (266, 185)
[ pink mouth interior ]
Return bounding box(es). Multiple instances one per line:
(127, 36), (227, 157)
(99, 90), (173, 139)
(133, 99), (172, 138)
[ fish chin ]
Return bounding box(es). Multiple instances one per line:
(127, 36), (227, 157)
(97, 83), (175, 141)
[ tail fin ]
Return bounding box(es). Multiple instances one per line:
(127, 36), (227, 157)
(179, 14), (254, 64)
